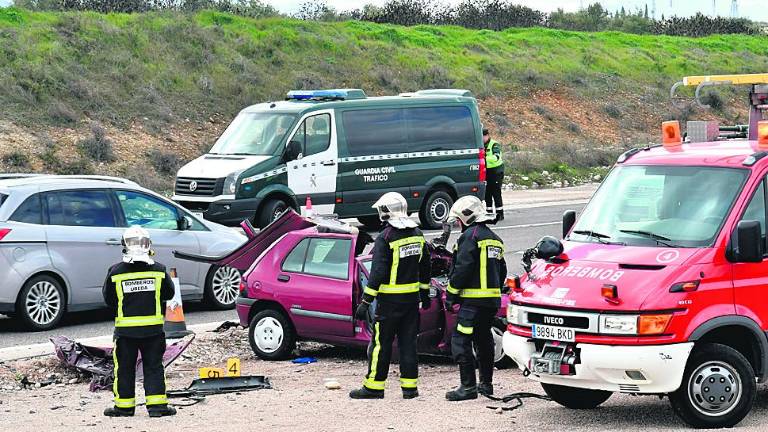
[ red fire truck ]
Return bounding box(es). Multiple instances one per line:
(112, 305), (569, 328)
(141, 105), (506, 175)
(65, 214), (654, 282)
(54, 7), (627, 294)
(504, 73), (768, 428)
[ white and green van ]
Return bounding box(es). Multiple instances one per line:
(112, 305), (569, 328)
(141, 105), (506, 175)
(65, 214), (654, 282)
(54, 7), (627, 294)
(173, 89), (487, 229)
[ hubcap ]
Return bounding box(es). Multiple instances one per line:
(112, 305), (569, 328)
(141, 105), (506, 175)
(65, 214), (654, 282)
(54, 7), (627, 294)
(25, 281), (61, 326)
(254, 316), (284, 353)
(211, 266), (240, 306)
(688, 361), (742, 416)
(430, 198), (450, 224)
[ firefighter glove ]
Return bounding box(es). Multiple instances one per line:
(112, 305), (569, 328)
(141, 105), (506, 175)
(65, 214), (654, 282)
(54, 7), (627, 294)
(420, 290), (431, 310)
(355, 302), (370, 321)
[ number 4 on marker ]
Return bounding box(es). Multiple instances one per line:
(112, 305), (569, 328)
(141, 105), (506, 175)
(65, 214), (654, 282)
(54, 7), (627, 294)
(227, 358), (241, 377)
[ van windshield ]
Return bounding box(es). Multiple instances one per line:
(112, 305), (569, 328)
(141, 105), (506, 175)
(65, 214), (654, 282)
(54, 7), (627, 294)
(570, 165), (748, 248)
(209, 112), (296, 156)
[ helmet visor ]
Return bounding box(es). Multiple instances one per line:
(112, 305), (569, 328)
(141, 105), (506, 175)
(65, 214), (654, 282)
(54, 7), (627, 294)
(124, 237), (151, 250)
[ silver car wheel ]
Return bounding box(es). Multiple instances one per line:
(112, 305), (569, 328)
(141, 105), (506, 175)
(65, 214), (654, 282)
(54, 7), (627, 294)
(211, 266), (240, 306)
(25, 281), (62, 326)
(254, 316), (284, 353)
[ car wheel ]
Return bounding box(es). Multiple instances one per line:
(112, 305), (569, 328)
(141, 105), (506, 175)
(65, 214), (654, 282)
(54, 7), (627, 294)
(248, 309), (296, 360)
(204, 265), (241, 310)
(541, 383), (613, 409)
(357, 215), (383, 230)
(256, 198), (288, 228)
(669, 343), (755, 429)
(491, 323), (516, 369)
(17, 275), (65, 331)
(419, 190), (453, 230)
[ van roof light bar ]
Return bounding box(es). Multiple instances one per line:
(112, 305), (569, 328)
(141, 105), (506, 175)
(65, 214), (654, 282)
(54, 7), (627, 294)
(286, 89), (367, 101)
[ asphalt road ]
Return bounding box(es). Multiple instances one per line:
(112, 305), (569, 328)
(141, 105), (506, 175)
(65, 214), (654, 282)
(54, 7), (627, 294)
(0, 202), (581, 350)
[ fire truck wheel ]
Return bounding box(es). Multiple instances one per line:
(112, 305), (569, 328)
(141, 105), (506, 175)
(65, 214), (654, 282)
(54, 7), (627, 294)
(248, 309), (296, 360)
(541, 383), (612, 409)
(669, 343), (755, 429)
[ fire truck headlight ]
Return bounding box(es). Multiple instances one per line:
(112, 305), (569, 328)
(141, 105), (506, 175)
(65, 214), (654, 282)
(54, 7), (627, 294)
(507, 304), (522, 325)
(599, 315), (637, 334)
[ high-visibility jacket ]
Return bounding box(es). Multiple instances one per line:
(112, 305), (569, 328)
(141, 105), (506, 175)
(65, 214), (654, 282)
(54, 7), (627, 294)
(447, 223), (506, 308)
(485, 139), (503, 170)
(363, 225), (431, 304)
(102, 262), (175, 337)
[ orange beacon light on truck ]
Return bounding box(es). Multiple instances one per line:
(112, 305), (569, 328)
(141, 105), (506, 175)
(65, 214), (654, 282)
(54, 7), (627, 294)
(662, 121), (682, 147)
(757, 121), (768, 149)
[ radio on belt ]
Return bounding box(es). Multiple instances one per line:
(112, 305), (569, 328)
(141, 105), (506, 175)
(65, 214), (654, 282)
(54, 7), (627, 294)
(529, 342), (577, 375)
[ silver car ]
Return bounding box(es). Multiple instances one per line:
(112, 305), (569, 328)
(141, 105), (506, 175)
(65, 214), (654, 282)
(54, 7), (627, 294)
(0, 175), (245, 330)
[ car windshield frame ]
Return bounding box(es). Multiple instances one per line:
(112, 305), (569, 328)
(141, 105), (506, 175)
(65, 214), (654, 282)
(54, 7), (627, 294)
(568, 165), (749, 249)
(209, 112), (297, 156)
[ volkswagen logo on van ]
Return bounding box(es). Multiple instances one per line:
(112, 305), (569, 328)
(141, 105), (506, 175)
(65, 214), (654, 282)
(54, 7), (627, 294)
(189, 181), (198, 192)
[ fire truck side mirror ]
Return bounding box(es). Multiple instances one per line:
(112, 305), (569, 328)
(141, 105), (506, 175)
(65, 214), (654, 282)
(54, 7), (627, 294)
(735, 220), (763, 263)
(562, 210), (576, 238)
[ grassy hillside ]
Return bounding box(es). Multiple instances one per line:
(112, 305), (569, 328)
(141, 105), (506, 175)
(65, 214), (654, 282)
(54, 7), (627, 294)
(1, 7), (768, 191)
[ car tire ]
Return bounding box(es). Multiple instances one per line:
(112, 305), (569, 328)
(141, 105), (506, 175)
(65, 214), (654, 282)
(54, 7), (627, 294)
(16, 275), (66, 331)
(541, 383), (612, 409)
(668, 343), (755, 429)
(491, 323), (516, 369)
(248, 309), (296, 360)
(419, 190), (453, 230)
(204, 265), (241, 310)
(357, 215), (383, 230)
(256, 198), (288, 228)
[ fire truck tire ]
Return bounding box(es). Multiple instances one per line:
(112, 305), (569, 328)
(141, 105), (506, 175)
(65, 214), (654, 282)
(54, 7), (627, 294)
(248, 309), (296, 360)
(669, 343), (755, 429)
(541, 383), (612, 409)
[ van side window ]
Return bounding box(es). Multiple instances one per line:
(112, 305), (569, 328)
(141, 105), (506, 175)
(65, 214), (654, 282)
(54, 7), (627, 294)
(292, 114), (331, 157)
(10, 193), (43, 225)
(343, 109), (407, 156)
(741, 180), (766, 250)
(406, 106), (474, 151)
(281, 237), (351, 280)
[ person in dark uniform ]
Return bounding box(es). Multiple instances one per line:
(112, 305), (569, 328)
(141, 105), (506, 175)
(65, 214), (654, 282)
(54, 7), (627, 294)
(349, 192), (431, 399)
(483, 128), (505, 223)
(444, 196), (506, 401)
(102, 226), (176, 418)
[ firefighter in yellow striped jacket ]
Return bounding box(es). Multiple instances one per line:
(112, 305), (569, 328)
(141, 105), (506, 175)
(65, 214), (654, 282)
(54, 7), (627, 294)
(102, 226), (176, 418)
(350, 192), (431, 400)
(445, 196), (506, 401)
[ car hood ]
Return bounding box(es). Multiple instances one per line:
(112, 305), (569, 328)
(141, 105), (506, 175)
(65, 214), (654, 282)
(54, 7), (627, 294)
(516, 241), (707, 311)
(173, 209), (314, 271)
(177, 154), (271, 179)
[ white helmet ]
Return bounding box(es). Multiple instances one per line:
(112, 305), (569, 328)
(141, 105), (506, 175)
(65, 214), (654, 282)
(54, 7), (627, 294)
(372, 192), (417, 229)
(448, 196), (495, 226)
(122, 226), (154, 264)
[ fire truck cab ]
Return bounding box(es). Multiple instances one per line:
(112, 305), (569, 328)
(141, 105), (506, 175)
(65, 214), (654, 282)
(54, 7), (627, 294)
(504, 74), (768, 429)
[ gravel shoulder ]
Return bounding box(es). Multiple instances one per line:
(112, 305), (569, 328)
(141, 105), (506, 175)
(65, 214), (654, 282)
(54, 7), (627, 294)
(4, 327), (768, 431)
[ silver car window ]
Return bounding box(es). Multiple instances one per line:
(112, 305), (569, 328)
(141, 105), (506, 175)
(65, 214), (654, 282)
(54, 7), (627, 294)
(45, 190), (117, 227)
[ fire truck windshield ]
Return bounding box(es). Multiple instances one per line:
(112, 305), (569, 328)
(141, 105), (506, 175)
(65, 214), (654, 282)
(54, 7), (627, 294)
(570, 165), (748, 248)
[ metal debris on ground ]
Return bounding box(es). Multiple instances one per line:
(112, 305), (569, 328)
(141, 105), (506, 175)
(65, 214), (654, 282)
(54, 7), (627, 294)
(166, 375), (272, 406)
(51, 335), (194, 391)
(291, 357), (317, 364)
(483, 392), (551, 412)
(212, 321), (241, 333)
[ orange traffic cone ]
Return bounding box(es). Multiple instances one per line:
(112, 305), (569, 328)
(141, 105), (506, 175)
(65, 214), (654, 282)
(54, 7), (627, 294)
(305, 196), (315, 218)
(164, 267), (191, 339)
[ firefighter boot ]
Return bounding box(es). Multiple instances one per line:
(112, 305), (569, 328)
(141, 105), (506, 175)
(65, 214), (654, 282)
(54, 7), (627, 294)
(445, 364), (478, 401)
(495, 210), (505, 224)
(477, 382), (494, 396)
(148, 406), (177, 418)
(349, 387), (385, 399)
(478, 361), (494, 396)
(104, 407), (135, 417)
(402, 388), (419, 399)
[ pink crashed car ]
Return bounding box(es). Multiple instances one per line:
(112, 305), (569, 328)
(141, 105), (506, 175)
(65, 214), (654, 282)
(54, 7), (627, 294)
(175, 210), (512, 367)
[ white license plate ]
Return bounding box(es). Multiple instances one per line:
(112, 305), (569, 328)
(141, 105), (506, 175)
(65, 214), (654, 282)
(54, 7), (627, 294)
(192, 212), (204, 219)
(531, 324), (576, 342)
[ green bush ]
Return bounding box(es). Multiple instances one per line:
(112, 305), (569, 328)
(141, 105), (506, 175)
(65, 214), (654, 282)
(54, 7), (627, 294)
(77, 123), (115, 163)
(2, 151), (31, 170)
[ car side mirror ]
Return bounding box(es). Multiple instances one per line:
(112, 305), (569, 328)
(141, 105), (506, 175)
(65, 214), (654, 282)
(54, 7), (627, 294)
(284, 140), (302, 162)
(734, 220), (763, 263)
(178, 215), (192, 231)
(562, 210), (576, 238)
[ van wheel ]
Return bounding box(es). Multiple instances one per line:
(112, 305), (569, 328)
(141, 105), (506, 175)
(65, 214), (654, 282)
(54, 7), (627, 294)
(541, 383), (612, 409)
(419, 190), (453, 230)
(669, 343), (755, 429)
(17, 275), (65, 331)
(357, 215), (383, 230)
(248, 309), (296, 360)
(256, 199), (288, 228)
